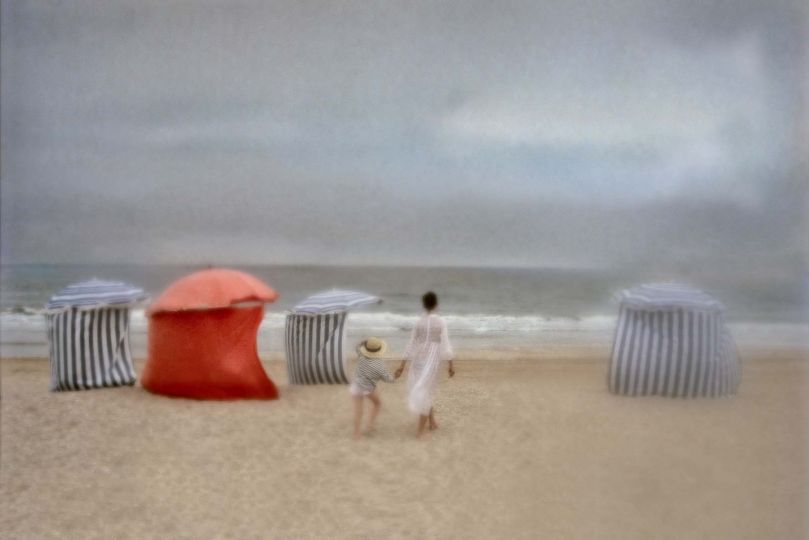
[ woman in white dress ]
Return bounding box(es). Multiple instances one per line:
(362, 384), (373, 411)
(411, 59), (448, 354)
(395, 292), (455, 439)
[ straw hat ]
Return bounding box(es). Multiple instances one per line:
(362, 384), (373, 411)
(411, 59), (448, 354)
(359, 337), (387, 358)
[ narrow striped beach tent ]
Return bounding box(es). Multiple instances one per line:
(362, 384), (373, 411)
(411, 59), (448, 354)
(286, 290), (381, 384)
(608, 283), (740, 398)
(44, 279), (149, 391)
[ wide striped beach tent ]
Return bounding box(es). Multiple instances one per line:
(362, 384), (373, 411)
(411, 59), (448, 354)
(286, 289), (382, 384)
(142, 268), (280, 400)
(608, 283), (740, 398)
(44, 279), (149, 391)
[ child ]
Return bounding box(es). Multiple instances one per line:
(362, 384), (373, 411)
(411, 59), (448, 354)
(350, 337), (395, 440)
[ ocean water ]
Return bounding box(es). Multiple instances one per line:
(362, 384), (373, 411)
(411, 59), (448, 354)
(1, 264), (807, 357)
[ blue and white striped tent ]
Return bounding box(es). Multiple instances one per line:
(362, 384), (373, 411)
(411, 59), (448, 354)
(608, 283), (740, 397)
(45, 280), (149, 391)
(285, 290), (381, 384)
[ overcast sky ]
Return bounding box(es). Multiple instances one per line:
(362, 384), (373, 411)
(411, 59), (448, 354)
(2, 0), (806, 269)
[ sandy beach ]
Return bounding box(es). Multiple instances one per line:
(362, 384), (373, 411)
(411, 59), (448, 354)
(1, 347), (807, 539)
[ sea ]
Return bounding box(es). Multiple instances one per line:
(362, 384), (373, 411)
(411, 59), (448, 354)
(1, 264), (807, 357)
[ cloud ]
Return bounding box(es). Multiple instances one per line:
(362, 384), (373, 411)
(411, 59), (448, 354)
(1, 0), (805, 269)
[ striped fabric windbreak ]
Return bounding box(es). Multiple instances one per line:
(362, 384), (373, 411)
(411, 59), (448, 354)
(608, 306), (740, 397)
(292, 289), (381, 315)
(46, 307), (137, 391)
(46, 279), (149, 311)
(285, 312), (349, 384)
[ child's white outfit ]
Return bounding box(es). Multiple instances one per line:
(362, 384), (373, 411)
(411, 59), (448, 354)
(350, 355), (394, 396)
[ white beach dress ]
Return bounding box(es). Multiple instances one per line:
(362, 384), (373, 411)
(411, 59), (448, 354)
(402, 313), (454, 415)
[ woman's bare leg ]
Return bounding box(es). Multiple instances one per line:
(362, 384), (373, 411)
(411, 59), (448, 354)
(353, 396), (364, 439)
(367, 391), (381, 432)
(417, 414), (430, 439)
(428, 407), (439, 431)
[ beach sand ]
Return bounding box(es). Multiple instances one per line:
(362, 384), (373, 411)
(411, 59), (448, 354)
(2, 348), (808, 539)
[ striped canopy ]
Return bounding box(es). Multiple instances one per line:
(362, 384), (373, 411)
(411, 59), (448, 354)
(292, 289), (381, 314)
(617, 283), (723, 312)
(46, 279), (149, 312)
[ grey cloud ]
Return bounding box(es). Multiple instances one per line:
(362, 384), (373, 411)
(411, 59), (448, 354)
(1, 0), (806, 270)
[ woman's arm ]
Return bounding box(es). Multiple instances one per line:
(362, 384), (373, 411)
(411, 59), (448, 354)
(440, 318), (455, 377)
(395, 322), (418, 378)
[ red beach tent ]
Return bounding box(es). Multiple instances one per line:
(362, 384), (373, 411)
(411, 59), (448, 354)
(142, 268), (279, 400)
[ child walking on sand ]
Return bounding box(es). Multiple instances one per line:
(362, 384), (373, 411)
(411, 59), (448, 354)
(350, 337), (395, 440)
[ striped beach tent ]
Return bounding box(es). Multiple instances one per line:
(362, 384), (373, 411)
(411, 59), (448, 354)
(608, 283), (741, 398)
(44, 279), (149, 391)
(286, 290), (381, 384)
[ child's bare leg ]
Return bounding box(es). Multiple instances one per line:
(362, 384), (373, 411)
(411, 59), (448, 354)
(417, 414), (430, 439)
(353, 395), (364, 439)
(366, 391), (381, 432)
(429, 407), (439, 431)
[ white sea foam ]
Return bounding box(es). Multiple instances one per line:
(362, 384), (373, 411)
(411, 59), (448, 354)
(1, 310), (806, 357)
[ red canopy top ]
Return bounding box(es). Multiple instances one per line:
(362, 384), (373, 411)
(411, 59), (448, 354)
(149, 268), (279, 314)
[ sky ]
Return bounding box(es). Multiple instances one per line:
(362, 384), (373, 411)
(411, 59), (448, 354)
(1, 0), (807, 270)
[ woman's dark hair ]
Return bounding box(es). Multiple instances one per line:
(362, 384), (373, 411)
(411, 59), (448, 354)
(422, 291), (438, 311)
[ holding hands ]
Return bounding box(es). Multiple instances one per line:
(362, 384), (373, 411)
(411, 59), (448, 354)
(395, 361), (454, 379)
